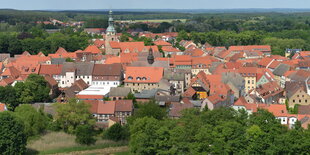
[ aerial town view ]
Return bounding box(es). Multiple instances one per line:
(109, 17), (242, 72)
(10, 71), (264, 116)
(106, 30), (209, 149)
(0, 0), (310, 154)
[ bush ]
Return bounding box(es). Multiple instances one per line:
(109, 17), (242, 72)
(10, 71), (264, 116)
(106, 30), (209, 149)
(104, 123), (129, 141)
(75, 125), (96, 145)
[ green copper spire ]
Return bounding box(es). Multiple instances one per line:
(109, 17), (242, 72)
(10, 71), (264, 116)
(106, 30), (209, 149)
(106, 10), (116, 33)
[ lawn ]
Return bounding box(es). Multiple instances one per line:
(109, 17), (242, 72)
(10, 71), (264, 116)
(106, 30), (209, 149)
(26, 131), (128, 154)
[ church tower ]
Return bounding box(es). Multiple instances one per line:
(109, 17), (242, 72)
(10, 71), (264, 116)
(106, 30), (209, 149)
(105, 10), (118, 55)
(147, 48), (155, 65)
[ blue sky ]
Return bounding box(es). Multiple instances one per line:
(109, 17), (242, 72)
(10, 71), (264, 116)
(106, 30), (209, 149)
(1, 0), (309, 10)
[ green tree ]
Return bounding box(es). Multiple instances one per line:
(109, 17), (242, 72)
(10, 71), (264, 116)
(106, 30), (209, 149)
(14, 104), (50, 138)
(177, 30), (189, 42)
(75, 124), (96, 145)
(104, 123), (129, 141)
(54, 98), (95, 134)
(130, 117), (161, 154)
(0, 86), (18, 110)
(0, 112), (27, 154)
(128, 100), (166, 124)
(14, 74), (50, 104)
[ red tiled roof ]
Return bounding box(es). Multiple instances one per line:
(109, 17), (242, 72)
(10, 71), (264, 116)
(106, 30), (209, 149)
(0, 77), (15, 86)
(183, 87), (196, 97)
(77, 95), (105, 100)
(258, 57), (274, 67)
(37, 52), (45, 57)
(93, 39), (105, 48)
(22, 51), (31, 56)
(55, 47), (68, 54)
(207, 95), (226, 104)
(1, 66), (20, 78)
(124, 67), (164, 83)
(225, 62), (242, 69)
(98, 101), (115, 114)
(234, 97), (248, 106)
(115, 100), (133, 112)
(161, 46), (180, 52)
(268, 61), (281, 69)
(255, 82), (283, 99)
(229, 45), (271, 52)
(154, 40), (172, 46)
(44, 75), (58, 86)
(39, 64), (62, 76)
(84, 45), (102, 54)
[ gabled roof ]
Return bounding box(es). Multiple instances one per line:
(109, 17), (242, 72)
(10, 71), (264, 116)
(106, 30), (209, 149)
(154, 40), (172, 46)
(273, 64), (290, 76)
(0, 77), (15, 86)
(84, 45), (102, 54)
(39, 64), (63, 76)
(285, 81), (307, 98)
(161, 46), (180, 52)
(56, 47), (68, 54)
(1, 66), (20, 78)
(98, 101), (115, 114)
(22, 51), (31, 56)
(44, 75), (58, 86)
(92, 63), (122, 76)
(85, 100), (115, 115)
(115, 100), (133, 112)
(255, 82), (283, 99)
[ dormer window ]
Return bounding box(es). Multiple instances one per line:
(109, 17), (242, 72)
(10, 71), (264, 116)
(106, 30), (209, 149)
(136, 77), (141, 81)
(128, 76), (133, 80)
(142, 77), (147, 81)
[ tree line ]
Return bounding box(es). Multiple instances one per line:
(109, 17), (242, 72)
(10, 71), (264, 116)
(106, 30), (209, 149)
(0, 27), (90, 56)
(129, 108), (310, 154)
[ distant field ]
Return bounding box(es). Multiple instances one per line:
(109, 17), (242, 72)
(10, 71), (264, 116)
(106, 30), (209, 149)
(26, 131), (128, 154)
(118, 19), (187, 23)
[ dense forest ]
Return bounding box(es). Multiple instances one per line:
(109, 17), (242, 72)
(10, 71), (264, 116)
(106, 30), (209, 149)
(1, 9), (310, 55)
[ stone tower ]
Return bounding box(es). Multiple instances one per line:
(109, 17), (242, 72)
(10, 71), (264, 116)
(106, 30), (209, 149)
(105, 10), (117, 55)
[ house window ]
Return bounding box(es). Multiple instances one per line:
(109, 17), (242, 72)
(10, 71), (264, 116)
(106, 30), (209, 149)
(297, 95), (299, 97)
(248, 80), (250, 84)
(252, 80), (254, 84)
(299, 100), (301, 103)
(306, 100), (308, 103)
(293, 100), (295, 103)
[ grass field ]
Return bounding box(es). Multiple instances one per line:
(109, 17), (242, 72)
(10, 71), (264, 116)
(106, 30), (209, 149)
(26, 131), (128, 155)
(117, 19), (187, 23)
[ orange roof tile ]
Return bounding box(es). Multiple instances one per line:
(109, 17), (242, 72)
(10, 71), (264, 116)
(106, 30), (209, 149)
(84, 45), (102, 54)
(124, 67), (163, 83)
(154, 40), (172, 46)
(55, 47), (68, 54)
(161, 46), (180, 52)
(0, 103), (6, 112)
(39, 64), (63, 76)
